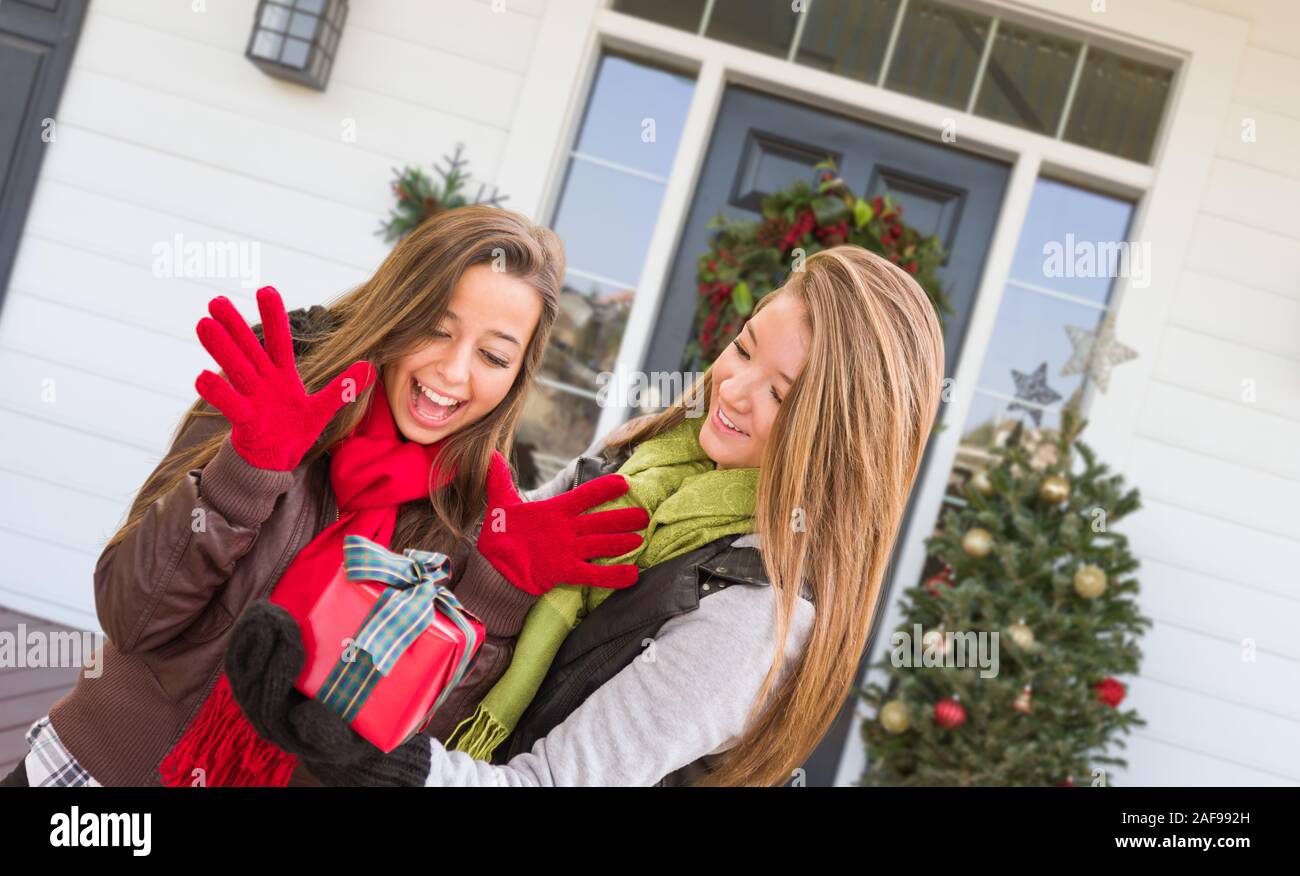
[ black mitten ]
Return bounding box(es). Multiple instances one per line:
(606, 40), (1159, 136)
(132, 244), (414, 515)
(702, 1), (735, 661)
(226, 600), (433, 784)
(290, 700), (433, 786)
(224, 600), (304, 750)
(225, 600), (370, 764)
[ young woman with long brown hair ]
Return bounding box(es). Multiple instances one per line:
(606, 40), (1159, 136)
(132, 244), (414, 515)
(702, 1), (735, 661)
(226, 243), (946, 787)
(1, 205), (648, 787)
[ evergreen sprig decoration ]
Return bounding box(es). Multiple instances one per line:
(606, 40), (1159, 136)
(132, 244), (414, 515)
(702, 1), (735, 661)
(378, 143), (507, 244)
(684, 158), (951, 371)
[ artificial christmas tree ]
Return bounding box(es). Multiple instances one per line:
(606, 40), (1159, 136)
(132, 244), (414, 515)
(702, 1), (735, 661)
(857, 406), (1150, 786)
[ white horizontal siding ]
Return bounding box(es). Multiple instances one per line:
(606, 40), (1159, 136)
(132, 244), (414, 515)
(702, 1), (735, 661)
(1184, 213), (1300, 300)
(1154, 326), (1300, 423)
(1110, 1), (1300, 787)
(1125, 676), (1300, 782)
(24, 181), (369, 313)
(1136, 382), (1300, 481)
(1124, 498), (1298, 602)
(1170, 272), (1298, 364)
(0, 0), (548, 630)
(1232, 45), (1300, 119)
(73, 13), (515, 174)
(0, 531), (100, 631)
(1117, 734), (1295, 787)
(1138, 554), (1300, 661)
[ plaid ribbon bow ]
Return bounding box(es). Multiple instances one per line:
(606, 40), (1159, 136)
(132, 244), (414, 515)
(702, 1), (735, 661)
(316, 534), (482, 724)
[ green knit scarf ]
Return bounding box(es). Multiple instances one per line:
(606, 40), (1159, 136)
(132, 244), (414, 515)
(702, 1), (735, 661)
(445, 413), (757, 760)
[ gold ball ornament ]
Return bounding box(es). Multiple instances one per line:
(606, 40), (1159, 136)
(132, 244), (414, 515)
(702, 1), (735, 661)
(970, 469), (994, 496)
(879, 700), (911, 734)
(1073, 564), (1108, 599)
(961, 527), (994, 558)
(1008, 620), (1035, 650)
(1039, 474), (1071, 505)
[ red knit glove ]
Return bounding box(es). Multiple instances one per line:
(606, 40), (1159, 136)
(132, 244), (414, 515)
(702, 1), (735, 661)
(477, 452), (649, 595)
(194, 286), (375, 471)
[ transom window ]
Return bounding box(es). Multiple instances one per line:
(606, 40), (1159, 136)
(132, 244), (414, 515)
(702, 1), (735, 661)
(612, 0), (1177, 163)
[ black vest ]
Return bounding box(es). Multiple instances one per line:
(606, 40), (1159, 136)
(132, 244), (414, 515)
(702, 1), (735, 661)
(495, 532), (774, 786)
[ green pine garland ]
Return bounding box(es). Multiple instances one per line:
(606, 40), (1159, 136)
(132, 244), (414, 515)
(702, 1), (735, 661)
(378, 143), (507, 244)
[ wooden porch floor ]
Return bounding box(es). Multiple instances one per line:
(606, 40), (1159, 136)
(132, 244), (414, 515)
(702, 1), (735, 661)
(0, 606), (82, 777)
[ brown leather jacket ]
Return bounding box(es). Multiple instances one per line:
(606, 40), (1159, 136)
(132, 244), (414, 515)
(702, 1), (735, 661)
(47, 308), (538, 786)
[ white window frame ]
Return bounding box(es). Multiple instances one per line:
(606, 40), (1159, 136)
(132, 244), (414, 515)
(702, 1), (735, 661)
(493, 0), (1247, 785)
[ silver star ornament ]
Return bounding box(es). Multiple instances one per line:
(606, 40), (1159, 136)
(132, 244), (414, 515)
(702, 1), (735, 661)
(1060, 312), (1138, 393)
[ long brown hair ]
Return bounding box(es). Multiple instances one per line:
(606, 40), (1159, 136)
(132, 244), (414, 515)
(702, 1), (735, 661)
(606, 245), (945, 786)
(106, 205), (564, 554)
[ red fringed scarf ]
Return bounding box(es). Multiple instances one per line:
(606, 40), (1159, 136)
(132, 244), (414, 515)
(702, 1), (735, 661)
(158, 384), (451, 786)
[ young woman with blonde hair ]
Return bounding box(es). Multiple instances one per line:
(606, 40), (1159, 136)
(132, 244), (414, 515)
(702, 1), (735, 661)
(227, 243), (946, 787)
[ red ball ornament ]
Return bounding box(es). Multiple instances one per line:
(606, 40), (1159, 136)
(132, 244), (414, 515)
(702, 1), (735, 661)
(1094, 677), (1126, 708)
(934, 697), (966, 729)
(923, 565), (956, 597)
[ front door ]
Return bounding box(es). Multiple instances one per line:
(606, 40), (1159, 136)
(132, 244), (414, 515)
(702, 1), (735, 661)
(645, 85), (1011, 786)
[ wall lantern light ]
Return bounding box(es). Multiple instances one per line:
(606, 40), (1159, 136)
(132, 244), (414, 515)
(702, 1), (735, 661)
(246, 0), (348, 91)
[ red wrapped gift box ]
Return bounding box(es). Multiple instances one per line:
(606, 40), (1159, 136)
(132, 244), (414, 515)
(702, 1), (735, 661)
(293, 538), (485, 753)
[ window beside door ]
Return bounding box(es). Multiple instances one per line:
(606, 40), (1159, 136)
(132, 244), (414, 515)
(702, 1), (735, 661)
(942, 177), (1136, 506)
(515, 54), (695, 487)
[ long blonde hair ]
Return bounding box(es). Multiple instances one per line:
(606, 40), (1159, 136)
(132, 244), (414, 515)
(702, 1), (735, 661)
(107, 205), (564, 554)
(607, 245), (945, 786)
